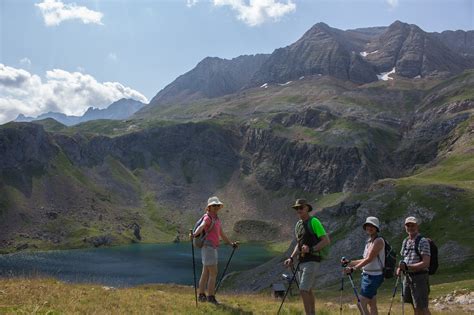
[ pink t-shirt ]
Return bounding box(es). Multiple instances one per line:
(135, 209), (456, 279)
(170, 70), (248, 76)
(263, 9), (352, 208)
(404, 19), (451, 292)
(203, 212), (221, 248)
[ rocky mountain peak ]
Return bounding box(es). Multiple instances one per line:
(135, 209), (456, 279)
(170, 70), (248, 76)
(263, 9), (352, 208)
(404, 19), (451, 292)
(364, 20), (471, 77)
(146, 54), (269, 107)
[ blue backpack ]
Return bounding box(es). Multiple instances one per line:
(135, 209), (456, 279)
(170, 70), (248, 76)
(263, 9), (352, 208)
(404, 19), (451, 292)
(192, 214), (216, 248)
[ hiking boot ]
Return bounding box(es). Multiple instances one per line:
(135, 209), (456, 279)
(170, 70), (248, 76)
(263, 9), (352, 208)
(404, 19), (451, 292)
(198, 293), (207, 302)
(207, 295), (219, 305)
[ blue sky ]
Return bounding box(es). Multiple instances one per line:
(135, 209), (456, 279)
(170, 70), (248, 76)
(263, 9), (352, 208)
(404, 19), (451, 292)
(0, 0), (473, 123)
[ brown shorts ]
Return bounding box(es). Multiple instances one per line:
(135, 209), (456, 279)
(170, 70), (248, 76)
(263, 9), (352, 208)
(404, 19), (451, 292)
(403, 272), (430, 309)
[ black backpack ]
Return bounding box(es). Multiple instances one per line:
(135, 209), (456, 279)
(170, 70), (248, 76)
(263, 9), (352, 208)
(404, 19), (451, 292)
(377, 236), (397, 279)
(402, 235), (438, 275)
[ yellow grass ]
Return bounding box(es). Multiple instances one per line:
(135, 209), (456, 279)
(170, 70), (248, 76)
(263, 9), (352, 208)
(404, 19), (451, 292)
(0, 277), (471, 314)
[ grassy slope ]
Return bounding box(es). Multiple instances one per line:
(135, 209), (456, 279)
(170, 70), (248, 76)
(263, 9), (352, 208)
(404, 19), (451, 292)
(0, 278), (471, 314)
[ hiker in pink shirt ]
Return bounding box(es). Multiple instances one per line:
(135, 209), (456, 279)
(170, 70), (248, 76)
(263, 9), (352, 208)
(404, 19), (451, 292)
(192, 196), (238, 304)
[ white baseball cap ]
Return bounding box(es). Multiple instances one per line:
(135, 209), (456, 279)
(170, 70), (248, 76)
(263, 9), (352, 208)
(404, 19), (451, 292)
(405, 216), (418, 225)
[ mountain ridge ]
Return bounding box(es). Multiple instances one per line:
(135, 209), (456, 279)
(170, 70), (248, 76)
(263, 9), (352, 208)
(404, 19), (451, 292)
(15, 98), (145, 126)
(140, 20), (473, 115)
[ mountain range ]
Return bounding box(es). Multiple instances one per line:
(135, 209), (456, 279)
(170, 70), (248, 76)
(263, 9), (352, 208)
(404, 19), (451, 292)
(143, 20), (474, 111)
(15, 98), (145, 126)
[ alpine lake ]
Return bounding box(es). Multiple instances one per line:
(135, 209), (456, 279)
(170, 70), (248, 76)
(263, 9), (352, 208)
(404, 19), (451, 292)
(0, 242), (277, 287)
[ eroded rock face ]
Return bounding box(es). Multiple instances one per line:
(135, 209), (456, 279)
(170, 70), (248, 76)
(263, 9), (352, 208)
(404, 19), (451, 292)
(396, 104), (471, 171)
(241, 127), (381, 193)
(0, 123), (58, 196)
(54, 123), (241, 185)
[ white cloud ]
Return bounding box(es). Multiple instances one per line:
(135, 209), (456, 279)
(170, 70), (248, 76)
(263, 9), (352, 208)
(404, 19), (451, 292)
(186, 0), (199, 7)
(19, 58), (32, 68)
(35, 0), (104, 26)
(386, 0), (399, 8)
(0, 64), (148, 124)
(209, 0), (296, 26)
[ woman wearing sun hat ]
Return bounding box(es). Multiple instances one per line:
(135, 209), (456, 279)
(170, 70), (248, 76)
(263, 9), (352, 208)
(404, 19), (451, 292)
(341, 216), (385, 315)
(192, 196), (238, 305)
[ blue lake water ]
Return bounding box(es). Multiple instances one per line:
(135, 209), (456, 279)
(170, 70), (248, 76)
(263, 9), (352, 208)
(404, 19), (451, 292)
(0, 243), (275, 287)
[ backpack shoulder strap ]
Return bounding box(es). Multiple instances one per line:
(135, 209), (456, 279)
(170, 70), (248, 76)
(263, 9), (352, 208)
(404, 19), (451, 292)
(203, 213), (216, 234)
(414, 234), (423, 259)
(307, 217), (321, 240)
(402, 237), (408, 253)
(308, 217), (316, 236)
(374, 236), (385, 268)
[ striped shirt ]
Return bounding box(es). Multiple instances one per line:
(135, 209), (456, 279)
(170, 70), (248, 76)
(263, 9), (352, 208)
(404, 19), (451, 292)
(401, 234), (431, 269)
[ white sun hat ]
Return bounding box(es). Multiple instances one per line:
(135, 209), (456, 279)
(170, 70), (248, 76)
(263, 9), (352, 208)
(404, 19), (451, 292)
(206, 196), (224, 208)
(363, 216), (380, 232)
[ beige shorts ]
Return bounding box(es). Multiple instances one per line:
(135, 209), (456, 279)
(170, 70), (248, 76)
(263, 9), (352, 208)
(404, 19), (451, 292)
(201, 246), (218, 266)
(298, 261), (320, 291)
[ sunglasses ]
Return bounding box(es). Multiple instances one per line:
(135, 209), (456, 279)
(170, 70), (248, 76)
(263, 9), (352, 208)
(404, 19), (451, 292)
(210, 205), (220, 208)
(294, 206), (305, 210)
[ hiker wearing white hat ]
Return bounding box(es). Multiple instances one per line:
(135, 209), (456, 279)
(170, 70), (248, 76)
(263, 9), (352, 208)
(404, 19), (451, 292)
(192, 196), (238, 305)
(397, 216), (432, 315)
(341, 216), (385, 315)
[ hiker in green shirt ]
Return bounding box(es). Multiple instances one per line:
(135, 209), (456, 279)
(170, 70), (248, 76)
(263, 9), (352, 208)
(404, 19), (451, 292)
(283, 199), (330, 315)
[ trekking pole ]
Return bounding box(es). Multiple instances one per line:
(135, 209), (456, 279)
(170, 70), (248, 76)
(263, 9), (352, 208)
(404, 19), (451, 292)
(291, 264), (300, 290)
(277, 259), (302, 315)
(189, 229), (198, 307)
(215, 243), (238, 293)
(401, 272), (405, 315)
(339, 274), (344, 315)
(387, 274), (401, 315)
(346, 272), (367, 315)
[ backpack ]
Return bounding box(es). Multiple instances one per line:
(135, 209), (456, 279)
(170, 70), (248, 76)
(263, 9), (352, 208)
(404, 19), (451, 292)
(192, 214), (216, 248)
(300, 216), (329, 260)
(402, 235), (438, 275)
(376, 236), (397, 279)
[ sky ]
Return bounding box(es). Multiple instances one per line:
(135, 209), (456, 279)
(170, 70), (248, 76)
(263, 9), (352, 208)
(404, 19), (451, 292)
(0, 0), (473, 124)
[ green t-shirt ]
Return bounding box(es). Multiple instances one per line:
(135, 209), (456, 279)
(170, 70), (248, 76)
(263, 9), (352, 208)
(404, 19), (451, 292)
(310, 217), (326, 238)
(295, 216), (329, 258)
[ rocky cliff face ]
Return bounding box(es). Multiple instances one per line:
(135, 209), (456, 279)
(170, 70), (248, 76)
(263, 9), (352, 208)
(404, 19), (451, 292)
(241, 127), (378, 193)
(0, 123), (59, 196)
(431, 30), (474, 57)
